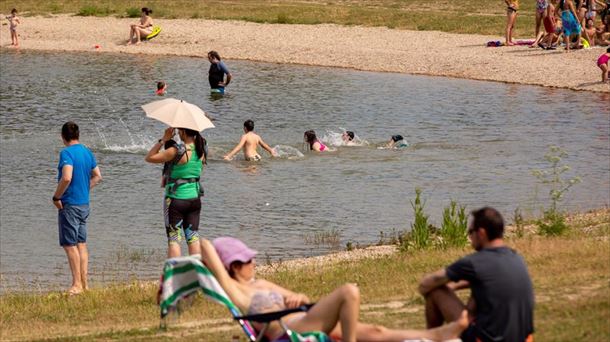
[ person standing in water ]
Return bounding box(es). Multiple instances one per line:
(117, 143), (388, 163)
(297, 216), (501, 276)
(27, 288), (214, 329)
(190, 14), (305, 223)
(53, 122), (102, 295)
(145, 127), (206, 258)
(207, 50), (232, 94)
(224, 120), (277, 161)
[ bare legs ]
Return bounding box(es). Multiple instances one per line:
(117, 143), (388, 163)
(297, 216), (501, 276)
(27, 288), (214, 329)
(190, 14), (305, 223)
(167, 241), (202, 258)
(287, 283), (468, 342)
(127, 26), (151, 45)
(10, 30), (19, 47)
(600, 64), (609, 83)
(506, 9), (518, 46)
(287, 284), (360, 342)
(63, 243), (88, 294)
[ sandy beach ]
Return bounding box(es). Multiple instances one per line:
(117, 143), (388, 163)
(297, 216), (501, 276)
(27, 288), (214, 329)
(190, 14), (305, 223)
(1, 14), (608, 93)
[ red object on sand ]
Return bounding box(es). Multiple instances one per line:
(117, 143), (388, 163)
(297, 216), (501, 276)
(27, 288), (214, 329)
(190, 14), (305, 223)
(94, 45), (101, 49)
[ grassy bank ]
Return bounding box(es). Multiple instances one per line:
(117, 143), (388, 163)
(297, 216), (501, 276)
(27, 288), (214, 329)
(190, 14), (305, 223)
(1, 0), (540, 36)
(1, 209), (608, 341)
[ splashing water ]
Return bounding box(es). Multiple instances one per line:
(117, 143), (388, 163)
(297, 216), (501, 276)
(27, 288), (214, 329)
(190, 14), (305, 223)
(274, 145), (305, 159)
(321, 128), (369, 147)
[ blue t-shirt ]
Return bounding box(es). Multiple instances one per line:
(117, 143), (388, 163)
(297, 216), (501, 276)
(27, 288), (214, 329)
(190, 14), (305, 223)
(57, 144), (97, 205)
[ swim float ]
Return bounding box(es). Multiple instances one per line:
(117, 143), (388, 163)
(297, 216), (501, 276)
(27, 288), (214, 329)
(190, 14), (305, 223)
(146, 26), (162, 40)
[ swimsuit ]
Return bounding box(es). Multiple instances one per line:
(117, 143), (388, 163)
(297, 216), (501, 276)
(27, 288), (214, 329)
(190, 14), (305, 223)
(246, 154), (262, 162)
(507, 0), (519, 12)
(598, 54), (610, 66)
(537, 0), (549, 13)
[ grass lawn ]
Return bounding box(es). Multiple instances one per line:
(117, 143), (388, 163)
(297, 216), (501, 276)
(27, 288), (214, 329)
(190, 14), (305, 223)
(1, 0), (542, 37)
(1, 209), (608, 341)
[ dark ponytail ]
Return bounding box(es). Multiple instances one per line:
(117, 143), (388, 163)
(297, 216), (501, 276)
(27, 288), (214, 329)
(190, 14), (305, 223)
(183, 128), (207, 162)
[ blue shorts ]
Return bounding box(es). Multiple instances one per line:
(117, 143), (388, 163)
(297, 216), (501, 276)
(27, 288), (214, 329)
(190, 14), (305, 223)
(58, 204), (90, 246)
(210, 87), (225, 94)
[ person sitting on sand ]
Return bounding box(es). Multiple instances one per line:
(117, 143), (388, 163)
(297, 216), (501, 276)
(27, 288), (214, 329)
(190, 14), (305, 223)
(224, 120), (278, 161)
(5, 8), (20, 47)
(127, 7), (153, 45)
(597, 47), (610, 82)
(419, 207), (535, 342)
(304, 130), (328, 152)
(156, 81), (167, 96)
(200, 236), (469, 342)
(387, 135), (409, 148)
(583, 18), (598, 44)
(597, 14), (610, 45)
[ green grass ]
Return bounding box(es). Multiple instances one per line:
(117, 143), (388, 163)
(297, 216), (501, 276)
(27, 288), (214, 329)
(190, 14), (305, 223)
(0, 0), (543, 36)
(1, 209), (608, 341)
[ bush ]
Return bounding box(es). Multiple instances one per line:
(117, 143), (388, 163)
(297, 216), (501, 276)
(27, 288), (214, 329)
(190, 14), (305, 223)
(400, 188), (432, 251)
(125, 7), (140, 18)
(532, 146), (581, 236)
(77, 5), (114, 16)
(439, 200), (468, 249)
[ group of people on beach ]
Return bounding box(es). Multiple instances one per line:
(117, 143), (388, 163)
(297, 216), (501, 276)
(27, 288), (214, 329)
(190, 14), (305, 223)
(503, 0), (610, 81)
(52, 122), (534, 341)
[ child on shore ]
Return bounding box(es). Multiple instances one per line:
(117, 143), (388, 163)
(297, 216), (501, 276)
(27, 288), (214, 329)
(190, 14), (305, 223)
(156, 81), (167, 96)
(597, 47), (610, 82)
(6, 8), (20, 47)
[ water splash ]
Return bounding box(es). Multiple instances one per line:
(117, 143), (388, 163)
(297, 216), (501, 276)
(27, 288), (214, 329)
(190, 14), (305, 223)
(321, 128), (369, 147)
(274, 145), (304, 159)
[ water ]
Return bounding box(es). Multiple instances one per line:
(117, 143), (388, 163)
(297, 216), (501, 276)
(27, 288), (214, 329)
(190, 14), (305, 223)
(1, 50), (608, 291)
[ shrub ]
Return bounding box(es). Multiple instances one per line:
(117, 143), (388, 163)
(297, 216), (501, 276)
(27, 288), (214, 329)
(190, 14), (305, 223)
(276, 13), (289, 24)
(439, 200), (468, 249)
(513, 207), (525, 238)
(125, 7), (140, 18)
(532, 146), (581, 236)
(401, 188), (432, 251)
(77, 5), (114, 17)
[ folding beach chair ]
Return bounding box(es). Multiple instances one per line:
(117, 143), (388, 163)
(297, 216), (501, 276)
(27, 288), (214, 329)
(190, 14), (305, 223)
(158, 256), (332, 342)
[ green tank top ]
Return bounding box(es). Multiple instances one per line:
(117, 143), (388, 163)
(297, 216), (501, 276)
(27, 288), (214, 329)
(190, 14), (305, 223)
(165, 144), (203, 199)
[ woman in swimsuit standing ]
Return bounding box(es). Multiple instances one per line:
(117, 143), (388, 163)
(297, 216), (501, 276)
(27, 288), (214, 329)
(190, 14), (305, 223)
(504, 0), (520, 45)
(127, 7), (153, 45)
(201, 237), (469, 342)
(304, 130), (328, 152)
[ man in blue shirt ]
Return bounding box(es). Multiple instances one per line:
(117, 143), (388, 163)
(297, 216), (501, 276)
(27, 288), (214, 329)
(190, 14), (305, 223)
(52, 122), (102, 295)
(207, 50), (232, 94)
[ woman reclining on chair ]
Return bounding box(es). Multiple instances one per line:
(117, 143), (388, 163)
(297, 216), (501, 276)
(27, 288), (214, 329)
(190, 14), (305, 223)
(201, 237), (468, 342)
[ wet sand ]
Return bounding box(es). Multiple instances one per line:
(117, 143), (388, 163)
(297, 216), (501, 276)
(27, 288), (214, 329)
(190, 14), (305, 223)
(0, 14), (608, 92)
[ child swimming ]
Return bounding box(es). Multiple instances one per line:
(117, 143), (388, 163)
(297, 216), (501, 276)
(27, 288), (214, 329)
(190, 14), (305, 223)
(224, 120), (277, 161)
(156, 81), (167, 96)
(387, 135), (409, 148)
(304, 130), (328, 152)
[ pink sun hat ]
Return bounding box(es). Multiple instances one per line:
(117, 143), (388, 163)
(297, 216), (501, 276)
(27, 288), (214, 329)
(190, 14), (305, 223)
(212, 237), (258, 270)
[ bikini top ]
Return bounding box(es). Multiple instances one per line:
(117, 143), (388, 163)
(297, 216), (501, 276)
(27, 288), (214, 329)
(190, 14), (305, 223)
(318, 142), (327, 151)
(248, 291), (285, 315)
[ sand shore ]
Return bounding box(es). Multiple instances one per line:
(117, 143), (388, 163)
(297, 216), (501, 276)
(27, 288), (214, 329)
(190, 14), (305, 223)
(1, 14), (608, 93)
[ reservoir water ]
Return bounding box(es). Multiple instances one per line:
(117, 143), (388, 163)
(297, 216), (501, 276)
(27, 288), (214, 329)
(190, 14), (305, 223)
(1, 50), (608, 291)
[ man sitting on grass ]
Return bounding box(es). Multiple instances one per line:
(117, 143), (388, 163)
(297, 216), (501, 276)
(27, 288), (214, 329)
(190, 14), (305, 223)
(418, 207), (535, 342)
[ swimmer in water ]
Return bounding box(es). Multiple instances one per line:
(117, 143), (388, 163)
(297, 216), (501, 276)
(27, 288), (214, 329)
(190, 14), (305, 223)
(224, 120), (278, 161)
(341, 131), (355, 145)
(387, 135), (409, 148)
(156, 81), (167, 96)
(304, 130), (328, 152)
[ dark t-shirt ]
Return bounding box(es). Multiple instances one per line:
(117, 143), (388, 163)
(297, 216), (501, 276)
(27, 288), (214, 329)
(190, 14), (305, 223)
(208, 61), (230, 89)
(446, 247), (534, 342)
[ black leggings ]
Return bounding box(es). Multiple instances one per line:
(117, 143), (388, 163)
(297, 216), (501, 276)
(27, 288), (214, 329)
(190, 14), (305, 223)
(164, 197), (201, 244)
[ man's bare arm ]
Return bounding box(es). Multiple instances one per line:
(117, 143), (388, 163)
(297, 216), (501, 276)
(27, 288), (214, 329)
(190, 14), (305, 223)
(419, 268), (450, 296)
(90, 166), (102, 190)
(259, 139), (277, 157)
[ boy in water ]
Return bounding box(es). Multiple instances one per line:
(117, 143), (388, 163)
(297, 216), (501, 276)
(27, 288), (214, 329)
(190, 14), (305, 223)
(6, 8), (20, 47)
(387, 135), (409, 148)
(224, 120), (278, 161)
